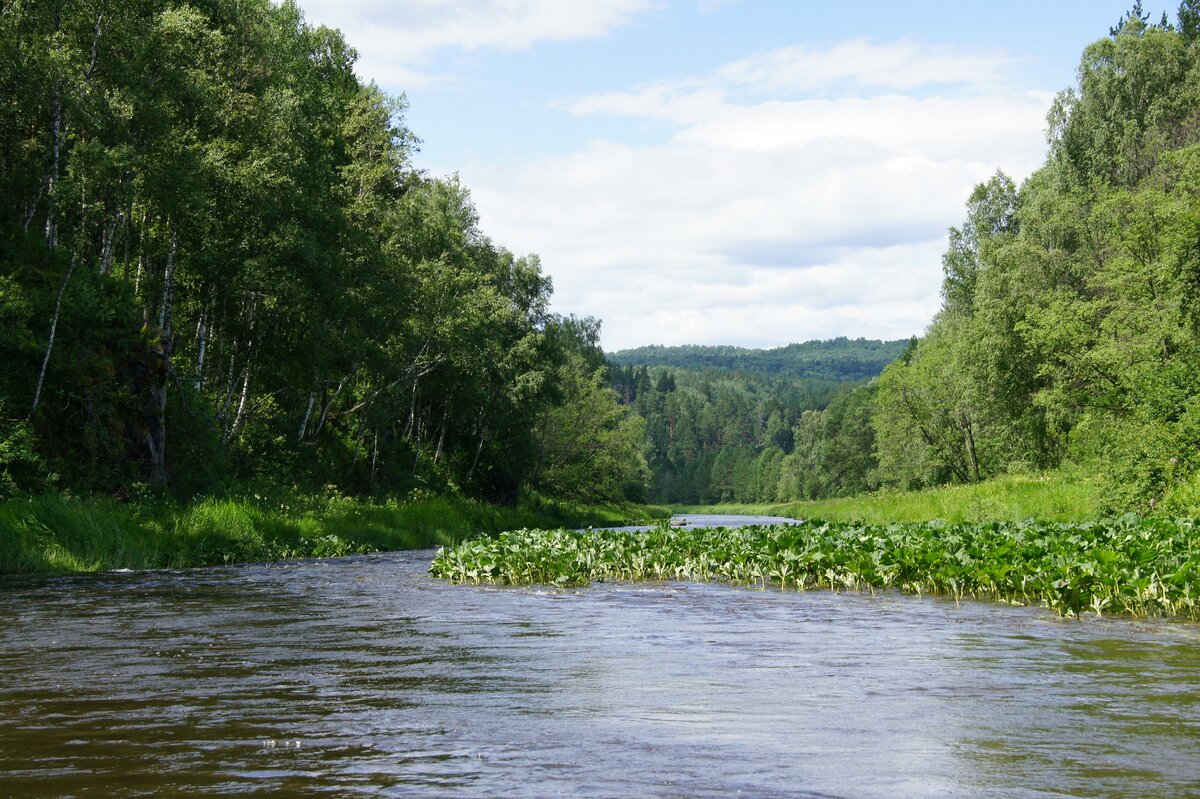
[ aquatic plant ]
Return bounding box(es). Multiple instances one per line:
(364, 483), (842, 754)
(430, 517), (1200, 619)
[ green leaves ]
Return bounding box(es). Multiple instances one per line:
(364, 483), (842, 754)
(431, 517), (1200, 619)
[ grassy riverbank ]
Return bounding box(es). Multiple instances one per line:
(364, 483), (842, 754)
(0, 491), (670, 575)
(431, 517), (1200, 619)
(674, 470), (1105, 524)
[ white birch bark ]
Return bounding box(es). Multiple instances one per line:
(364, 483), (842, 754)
(44, 92), (61, 250)
(148, 229), (177, 484)
(194, 300), (209, 392)
(297, 391), (316, 444)
(225, 365), (252, 443)
(29, 253), (77, 416)
(99, 214), (118, 275)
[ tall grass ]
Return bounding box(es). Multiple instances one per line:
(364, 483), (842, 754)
(675, 470), (1104, 524)
(0, 491), (669, 575)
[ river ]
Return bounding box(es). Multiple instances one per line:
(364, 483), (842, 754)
(2, 516), (1199, 797)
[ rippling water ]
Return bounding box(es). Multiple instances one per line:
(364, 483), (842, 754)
(3, 522), (1200, 797)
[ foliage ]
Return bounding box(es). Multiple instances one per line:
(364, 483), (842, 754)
(532, 355), (650, 503)
(0, 408), (48, 497)
(780, 384), (879, 499)
(431, 515), (1200, 619)
(609, 357), (883, 504)
(0, 0), (644, 508)
(608, 338), (909, 381)
(869, 9), (1200, 510)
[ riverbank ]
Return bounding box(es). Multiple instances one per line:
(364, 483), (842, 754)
(674, 470), (1105, 524)
(0, 491), (670, 575)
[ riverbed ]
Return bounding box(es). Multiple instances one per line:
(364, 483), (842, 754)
(2, 518), (1199, 797)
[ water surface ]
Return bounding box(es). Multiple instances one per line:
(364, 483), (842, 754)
(2, 527), (1199, 797)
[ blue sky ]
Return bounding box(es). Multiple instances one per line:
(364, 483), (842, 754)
(297, 0), (1171, 350)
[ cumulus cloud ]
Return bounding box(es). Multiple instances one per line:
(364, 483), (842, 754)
(462, 40), (1053, 350)
(297, 0), (653, 87)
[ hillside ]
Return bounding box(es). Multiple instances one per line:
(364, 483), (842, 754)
(607, 337), (910, 382)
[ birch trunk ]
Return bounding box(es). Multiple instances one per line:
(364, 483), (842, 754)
(157, 230), (177, 351)
(86, 4), (106, 80)
(961, 413), (980, 483)
(29, 253), (77, 417)
(312, 376), (347, 438)
(225, 365), (252, 443)
(194, 301), (209, 392)
(433, 406), (449, 464)
(22, 182), (43, 233)
(297, 391), (316, 444)
(99, 213), (119, 275)
(370, 430), (379, 481)
(217, 345), (239, 423)
(467, 412), (486, 481)
(44, 92), (61, 250)
(147, 230), (177, 485)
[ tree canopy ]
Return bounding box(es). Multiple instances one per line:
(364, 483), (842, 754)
(0, 0), (645, 505)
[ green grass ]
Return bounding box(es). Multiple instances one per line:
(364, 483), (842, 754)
(0, 491), (670, 575)
(431, 517), (1200, 619)
(674, 470), (1104, 524)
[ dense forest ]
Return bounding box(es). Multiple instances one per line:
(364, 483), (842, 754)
(0, 0), (647, 505)
(608, 340), (898, 504)
(608, 339), (909, 382)
(613, 4), (1200, 514)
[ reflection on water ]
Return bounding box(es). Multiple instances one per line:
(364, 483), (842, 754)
(2, 535), (1200, 797)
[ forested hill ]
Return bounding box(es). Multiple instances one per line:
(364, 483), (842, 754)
(605, 339), (900, 505)
(607, 338), (909, 381)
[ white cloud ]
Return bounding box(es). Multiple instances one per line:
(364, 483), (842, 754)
(567, 37), (1016, 117)
(296, 0), (653, 87)
(715, 38), (1015, 94)
(459, 40), (1054, 350)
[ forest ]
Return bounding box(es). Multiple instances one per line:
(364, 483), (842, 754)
(607, 339), (900, 504)
(608, 339), (908, 382)
(611, 4), (1200, 515)
(5, 0), (1200, 526)
(0, 0), (648, 508)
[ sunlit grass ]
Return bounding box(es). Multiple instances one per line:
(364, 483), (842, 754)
(0, 491), (669, 575)
(674, 469), (1104, 524)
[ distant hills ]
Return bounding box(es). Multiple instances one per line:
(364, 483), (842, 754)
(607, 337), (911, 382)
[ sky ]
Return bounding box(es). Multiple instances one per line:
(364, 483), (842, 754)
(295, 0), (1170, 352)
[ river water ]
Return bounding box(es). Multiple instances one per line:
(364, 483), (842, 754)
(2, 516), (1200, 797)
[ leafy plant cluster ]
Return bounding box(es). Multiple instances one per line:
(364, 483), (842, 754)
(0, 0), (644, 505)
(430, 517), (1200, 619)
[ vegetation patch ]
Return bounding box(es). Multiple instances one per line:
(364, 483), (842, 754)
(0, 492), (669, 575)
(430, 518), (1200, 619)
(676, 470), (1103, 525)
